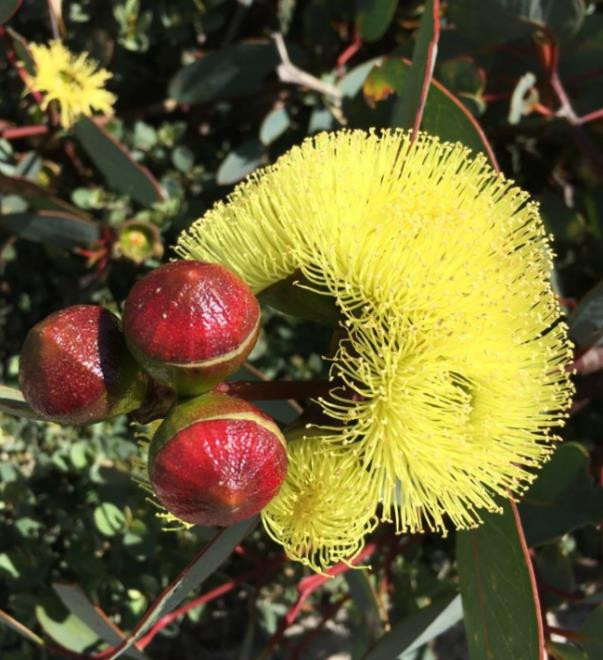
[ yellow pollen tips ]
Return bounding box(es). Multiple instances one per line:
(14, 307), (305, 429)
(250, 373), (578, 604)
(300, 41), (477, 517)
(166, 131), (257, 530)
(261, 432), (377, 574)
(28, 40), (116, 129)
(177, 129), (575, 562)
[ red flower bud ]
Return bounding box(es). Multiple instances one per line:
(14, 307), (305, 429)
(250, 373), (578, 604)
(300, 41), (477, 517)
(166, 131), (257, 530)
(123, 261), (260, 395)
(148, 392), (287, 527)
(19, 305), (148, 425)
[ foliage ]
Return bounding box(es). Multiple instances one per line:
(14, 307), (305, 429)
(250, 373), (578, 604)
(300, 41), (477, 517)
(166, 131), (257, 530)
(1, 0), (603, 658)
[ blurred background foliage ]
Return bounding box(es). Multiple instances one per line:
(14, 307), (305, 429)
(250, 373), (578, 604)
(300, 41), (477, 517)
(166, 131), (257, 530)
(1, 0), (603, 658)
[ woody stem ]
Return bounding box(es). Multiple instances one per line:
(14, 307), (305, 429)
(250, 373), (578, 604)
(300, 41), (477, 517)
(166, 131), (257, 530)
(217, 379), (334, 401)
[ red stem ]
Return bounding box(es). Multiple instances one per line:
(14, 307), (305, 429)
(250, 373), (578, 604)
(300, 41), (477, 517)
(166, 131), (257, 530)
(0, 125), (49, 140)
(138, 554), (286, 650)
(261, 542), (377, 657)
(336, 30), (362, 71)
(511, 502), (546, 659)
(217, 379), (334, 401)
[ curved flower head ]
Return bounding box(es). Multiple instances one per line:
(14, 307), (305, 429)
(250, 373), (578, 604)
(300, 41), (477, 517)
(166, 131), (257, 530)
(177, 129), (574, 567)
(28, 40), (115, 128)
(261, 430), (378, 574)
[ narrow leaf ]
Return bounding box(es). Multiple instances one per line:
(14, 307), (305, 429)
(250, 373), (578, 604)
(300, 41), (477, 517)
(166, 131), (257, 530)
(0, 384), (42, 420)
(0, 210), (99, 248)
(107, 518), (256, 659)
(54, 584), (146, 659)
(457, 500), (544, 660)
(363, 594), (462, 659)
(73, 117), (163, 206)
(392, 0), (440, 135)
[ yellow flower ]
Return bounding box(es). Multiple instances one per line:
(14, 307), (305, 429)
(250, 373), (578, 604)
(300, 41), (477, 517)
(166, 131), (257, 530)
(177, 130), (574, 567)
(28, 40), (115, 129)
(261, 430), (378, 574)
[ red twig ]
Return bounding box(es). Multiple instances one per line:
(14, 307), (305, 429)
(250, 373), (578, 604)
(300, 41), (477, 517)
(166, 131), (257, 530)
(0, 124), (49, 140)
(289, 595), (351, 659)
(336, 31), (362, 71)
(261, 542), (377, 657)
(577, 107), (603, 126)
(511, 502), (546, 659)
(137, 554), (286, 650)
(217, 378), (334, 402)
(410, 0), (441, 142)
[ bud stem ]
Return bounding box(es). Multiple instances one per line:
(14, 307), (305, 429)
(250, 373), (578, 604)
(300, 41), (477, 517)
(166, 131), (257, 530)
(216, 379), (334, 401)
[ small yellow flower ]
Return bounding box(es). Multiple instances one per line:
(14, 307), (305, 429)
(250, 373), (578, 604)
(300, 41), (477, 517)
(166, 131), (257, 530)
(261, 430), (378, 574)
(28, 40), (115, 129)
(177, 129), (574, 569)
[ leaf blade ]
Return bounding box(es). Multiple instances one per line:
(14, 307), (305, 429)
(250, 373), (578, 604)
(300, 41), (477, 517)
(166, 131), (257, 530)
(457, 500), (544, 660)
(73, 117), (163, 206)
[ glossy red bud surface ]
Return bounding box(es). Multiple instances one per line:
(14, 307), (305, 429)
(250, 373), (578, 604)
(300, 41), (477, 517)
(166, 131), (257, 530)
(19, 305), (148, 425)
(149, 392), (287, 527)
(123, 260), (261, 395)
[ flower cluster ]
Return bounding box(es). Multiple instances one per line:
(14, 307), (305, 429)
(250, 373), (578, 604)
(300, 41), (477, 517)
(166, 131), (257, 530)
(177, 129), (574, 572)
(28, 40), (115, 128)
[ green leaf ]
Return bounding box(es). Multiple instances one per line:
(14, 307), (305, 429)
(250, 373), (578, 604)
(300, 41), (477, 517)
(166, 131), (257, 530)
(363, 594), (462, 659)
(73, 117), (164, 206)
(259, 107), (290, 145)
(93, 503), (126, 537)
(449, 0), (585, 44)
(365, 58), (494, 158)
(356, 0), (398, 42)
(0, 0), (21, 25)
(0, 553), (19, 578)
(0, 210), (99, 249)
(519, 443), (603, 546)
(0, 384), (42, 420)
(36, 603), (101, 654)
(392, 0), (440, 131)
(569, 280), (603, 349)
(168, 42), (279, 104)
(457, 500), (543, 660)
(108, 518), (256, 658)
(345, 571), (383, 644)
(53, 584), (146, 659)
(216, 139), (267, 185)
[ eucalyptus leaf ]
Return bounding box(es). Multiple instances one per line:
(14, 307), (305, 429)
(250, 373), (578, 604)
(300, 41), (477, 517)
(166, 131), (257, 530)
(216, 139), (267, 185)
(519, 443), (603, 546)
(0, 0), (22, 24)
(74, 117), (164, 206)
(356, 0), (398, 42)
(0, 211), (99, 249)
(363, 594), (462, 659)
(169, 42), (279, 104)
(457, 500), (542, 659)
(449, 0), (585, 44)
(107, 518), (256, 659)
